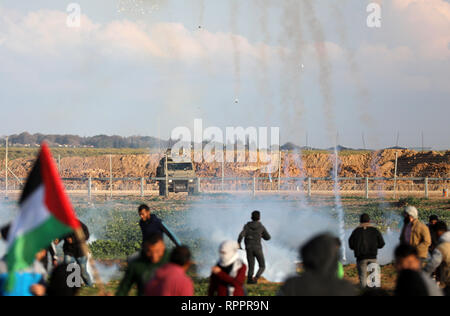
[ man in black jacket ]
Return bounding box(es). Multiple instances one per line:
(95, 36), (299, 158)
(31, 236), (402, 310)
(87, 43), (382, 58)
(63, 221), (93, 286)
(138, 204), (180, 246)
(349, 214), (385, 288)
(238, 211), (271, 284)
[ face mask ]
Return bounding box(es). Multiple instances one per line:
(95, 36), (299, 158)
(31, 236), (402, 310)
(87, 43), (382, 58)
(219, 241), (239, 267)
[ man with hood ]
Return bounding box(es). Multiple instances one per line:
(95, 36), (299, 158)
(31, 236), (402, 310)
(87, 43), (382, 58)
(349, 213), (385, 288)
(424, 221), (450, 295)
(208, 241), (247, 296)
(400, 206), (431, 261)
(238, 211), (271, 284)
(278, 234), (357, 296)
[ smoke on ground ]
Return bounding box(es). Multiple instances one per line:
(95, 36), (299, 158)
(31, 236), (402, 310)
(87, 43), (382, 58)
(186, 196), (402, 282)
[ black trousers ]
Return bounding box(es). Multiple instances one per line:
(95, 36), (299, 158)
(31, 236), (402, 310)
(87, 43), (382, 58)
(246, 247), (265, 280)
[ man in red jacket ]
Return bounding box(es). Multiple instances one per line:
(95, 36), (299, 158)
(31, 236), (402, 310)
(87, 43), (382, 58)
(145, 246), (194, 296)
(208, 241), (247, 296)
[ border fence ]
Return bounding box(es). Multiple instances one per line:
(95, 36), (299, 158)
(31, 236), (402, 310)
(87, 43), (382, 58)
(1, 176), (449, 199)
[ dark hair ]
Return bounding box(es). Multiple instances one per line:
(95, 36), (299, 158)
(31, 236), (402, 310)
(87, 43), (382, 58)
(300, 234), (339, 276)
(138, 204), (150, 213)
(395, 244), (418, 261)
(429, 215), (439, 222)
(251, 211), (261, 221)
(47, 264), (80, 297)
(360, 214), (371, 224)
(0, 225), (10, 240)
(434, 221), (448, 233)
(395, 270), (429, 296)
(143, 233), (164, 246)
(170, 246), (191, 266)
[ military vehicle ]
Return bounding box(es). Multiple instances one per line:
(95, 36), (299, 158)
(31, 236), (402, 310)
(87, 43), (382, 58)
(156, 154), (199, 196)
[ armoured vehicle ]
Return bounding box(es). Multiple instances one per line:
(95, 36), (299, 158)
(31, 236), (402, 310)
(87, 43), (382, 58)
(156, 154), (199, 196)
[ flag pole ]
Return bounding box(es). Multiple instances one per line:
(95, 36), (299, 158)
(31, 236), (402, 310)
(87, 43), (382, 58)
(74, 228), (106, 295)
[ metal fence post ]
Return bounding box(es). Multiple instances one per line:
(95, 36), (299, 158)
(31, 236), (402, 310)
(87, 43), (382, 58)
(197, 177), (201, 193)
(88, 177), (92, 200)
(140, 177), (144, 197)
(253, 176), (256, 197)
(425, 177), (429, 199)
(365, 177), (369, 199)
(393, 152), (399, 199)
(109, 155), (113, 199)
(307, 177), (312, 198)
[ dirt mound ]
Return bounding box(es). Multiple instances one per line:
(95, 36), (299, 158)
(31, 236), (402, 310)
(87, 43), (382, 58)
(1, 150), (448, 179)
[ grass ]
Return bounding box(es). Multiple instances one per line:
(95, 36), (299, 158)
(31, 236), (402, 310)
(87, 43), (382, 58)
(79, 264), (401, 296)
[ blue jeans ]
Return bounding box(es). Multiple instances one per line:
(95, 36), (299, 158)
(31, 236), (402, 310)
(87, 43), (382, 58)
(64, 255), (93, 287)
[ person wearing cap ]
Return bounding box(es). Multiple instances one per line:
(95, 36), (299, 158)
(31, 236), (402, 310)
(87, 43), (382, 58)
(238, 211), (271, 284)
(400, 206), (432, 261)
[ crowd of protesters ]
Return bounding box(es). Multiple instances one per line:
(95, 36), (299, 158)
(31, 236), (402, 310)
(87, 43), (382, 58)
(0, 202), (449, 296)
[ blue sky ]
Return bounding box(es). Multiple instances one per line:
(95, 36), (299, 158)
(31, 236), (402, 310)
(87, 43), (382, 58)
(0, 0), (449, 149)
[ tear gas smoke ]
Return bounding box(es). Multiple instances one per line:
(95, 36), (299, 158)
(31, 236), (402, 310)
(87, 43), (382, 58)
(186, 196), (401, 282)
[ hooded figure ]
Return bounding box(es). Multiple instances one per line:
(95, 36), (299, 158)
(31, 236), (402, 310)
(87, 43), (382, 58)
(278, 234), (357, 296)
(208, 241), (247, 297)
(238, 211), (271, 284)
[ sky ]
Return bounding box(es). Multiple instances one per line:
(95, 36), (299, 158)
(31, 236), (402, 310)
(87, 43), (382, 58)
(0, 0), (449, 149)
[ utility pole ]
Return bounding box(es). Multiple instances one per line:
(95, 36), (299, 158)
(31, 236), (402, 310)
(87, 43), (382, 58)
(393, 152), (399, 199)
(278, 150), (282, 191)
(396, 132), (400, 148)
(164, 153), (169, 198)
(109, 155), (113, 199)
(5, 136), (8, 199)
(421, 131), (424, 153)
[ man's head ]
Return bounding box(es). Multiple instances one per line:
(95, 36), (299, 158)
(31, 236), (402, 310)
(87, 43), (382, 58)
(251, 211), (261, 222)
(170, 246), (192, 272)
(138, 204), (151, 222)
(429, 215), (439, 226)
(35, 249), (47, 261)
(360, 214), (371, 224)
(300, 234), (340, 277)
(142, 233), (165, 263)
(403, 206), (418, 224)
(434, 221), (448, 239)
(395, 244), (421, 272)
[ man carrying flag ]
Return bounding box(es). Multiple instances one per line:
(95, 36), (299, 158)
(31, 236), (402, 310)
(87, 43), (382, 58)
(1, 143), (86, 295)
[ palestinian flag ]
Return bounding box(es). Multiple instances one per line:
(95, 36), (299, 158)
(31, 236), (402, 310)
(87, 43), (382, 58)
(6, 143), (80, 281)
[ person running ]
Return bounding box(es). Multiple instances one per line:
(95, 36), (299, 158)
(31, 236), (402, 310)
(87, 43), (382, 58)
(138, 204), (181, 246)
(116, 233), (169, 296)
(238, 210), (271, 284)
(349, 213), (385, 288)
(208, 241), (247, 297)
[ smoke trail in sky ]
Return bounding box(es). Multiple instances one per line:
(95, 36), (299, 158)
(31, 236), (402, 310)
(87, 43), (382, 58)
(278, 0), (306, 137)
(330, 0), (377, 147)
(300, 0), (337, 141)
(332, 147), (346, 261)
(230, 0), (241, 102)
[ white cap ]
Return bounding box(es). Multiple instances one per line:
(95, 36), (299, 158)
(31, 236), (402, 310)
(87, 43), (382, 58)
(405, 206), (419, 219)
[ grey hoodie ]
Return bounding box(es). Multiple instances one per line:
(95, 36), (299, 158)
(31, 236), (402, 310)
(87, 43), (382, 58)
(238, 221), (271, 249)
